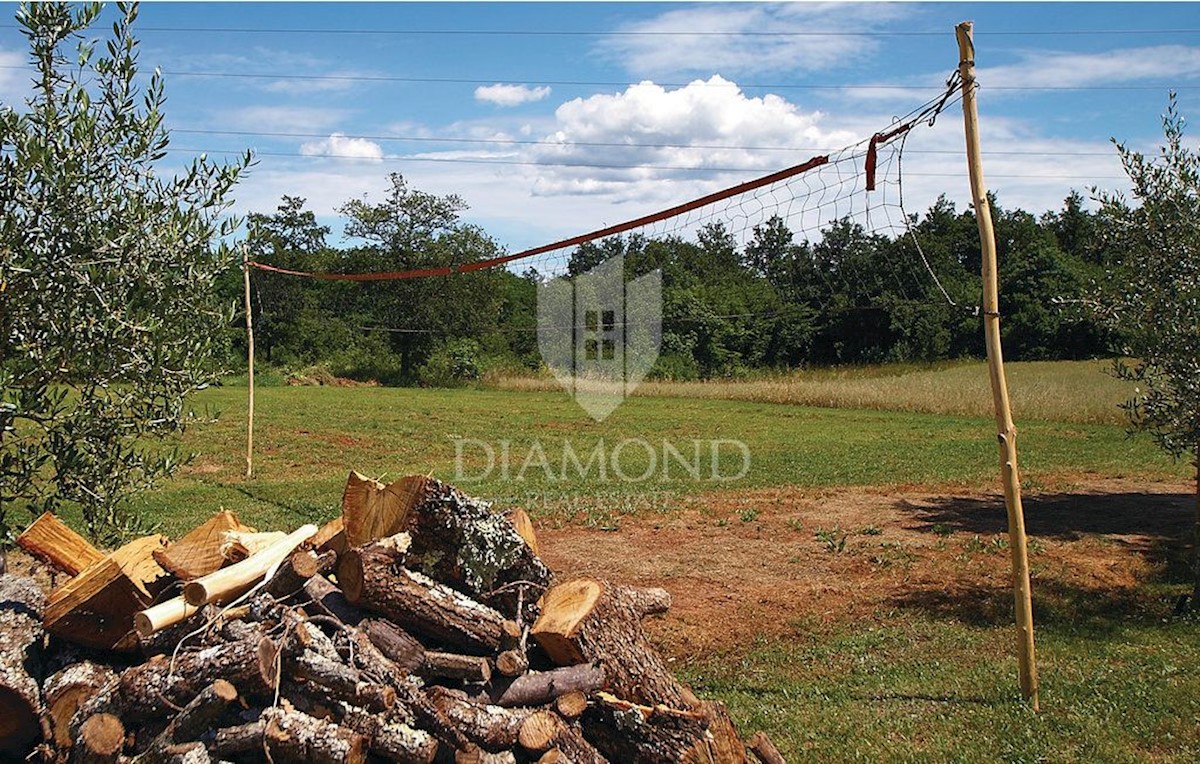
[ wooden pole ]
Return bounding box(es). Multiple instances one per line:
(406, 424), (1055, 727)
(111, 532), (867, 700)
(956, 21), (1038, 710)
(243, 251), (255, 479)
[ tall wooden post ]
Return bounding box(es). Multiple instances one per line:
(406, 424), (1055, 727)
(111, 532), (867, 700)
(956, 21), (1039, 710)
(243, 252), (255, 479)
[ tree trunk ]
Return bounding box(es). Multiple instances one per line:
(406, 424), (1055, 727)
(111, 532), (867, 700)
(1193, 458), (1199, 606)
(0, 574), (47, 758)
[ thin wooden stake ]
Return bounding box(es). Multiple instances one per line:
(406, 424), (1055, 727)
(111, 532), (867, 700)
(956, 20), (1039, 711)
(243, 252), (255, 479)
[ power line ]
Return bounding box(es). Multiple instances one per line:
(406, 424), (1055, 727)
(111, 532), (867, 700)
(3, 24), (1199, 37)
(172, 127), (1121, 158)
(166, 145), (1129, 179)
(0, 64), (1190, 92)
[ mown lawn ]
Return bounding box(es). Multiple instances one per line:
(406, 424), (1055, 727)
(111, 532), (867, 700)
(66, 367), (1198, 761)
(124, 380), (1186, 536)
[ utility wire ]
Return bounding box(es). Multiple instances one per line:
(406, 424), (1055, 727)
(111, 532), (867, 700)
(3, 24), (1199, 36)
(0, 64), (1190, 92)
(171, 127), (1122, 157)
(161, 146), (1130, 180)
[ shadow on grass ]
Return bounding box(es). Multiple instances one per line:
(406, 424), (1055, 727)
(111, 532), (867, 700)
(891, 490), (1193, 630)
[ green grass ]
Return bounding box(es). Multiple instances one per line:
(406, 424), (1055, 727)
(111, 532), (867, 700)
(134, 380), (1187, 535)
(92, 364), (1199, 760)
(683, 614), (1200, 762)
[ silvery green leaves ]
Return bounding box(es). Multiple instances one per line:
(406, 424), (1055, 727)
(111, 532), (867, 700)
(0, 2), (250, 543)
(1090, 94), (1200, 601)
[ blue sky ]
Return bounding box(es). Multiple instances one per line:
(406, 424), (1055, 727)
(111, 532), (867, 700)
(2, 2), (1198, 253)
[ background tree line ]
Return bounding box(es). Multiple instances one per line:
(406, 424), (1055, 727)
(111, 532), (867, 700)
(232, 176), (1113, 386)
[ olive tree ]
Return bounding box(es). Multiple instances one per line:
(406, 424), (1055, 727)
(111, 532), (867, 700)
(0, 2), (250, 543)
(1092, 95), (1200, 605)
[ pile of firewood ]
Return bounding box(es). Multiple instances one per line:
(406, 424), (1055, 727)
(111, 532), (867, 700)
(1, 472), (786, 763)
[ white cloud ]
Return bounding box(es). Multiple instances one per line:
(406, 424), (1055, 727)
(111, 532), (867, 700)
(299, 133), (384, 162)
(475, 84), (552, 107)
(523, 76), (857, 197)
(978, 45), (1200, 90)
(598, 3), (913, 77)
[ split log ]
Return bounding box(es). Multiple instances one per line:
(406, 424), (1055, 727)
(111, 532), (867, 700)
(153, 510), (254, 580)
(427, 686), (534, 752)
(293, 650), (396, 711)
(72, 713), (124, 764)
(0, 574), (46, 757)
(341, 471), (426, 547)
(504, 507), (540, 556)
(422, 651), (492, 684)
(537, 724), (609, 764)
(304, 574), (365, 625)
(183, 524), (318, 606)
(339, 534), (505, 654)
(118, 634), (278, 717)
(491, 663), (605, 708)
(262, 706), (366, 764)
(360, 617), (425, 672)
(747, 731), (786, 764)
(212, 720), (264, 757)
(43, 660), (116, 748)
(17, 512), (104, 576)
(139, 679), (237, 763)
(532, 579), (694, 708)
(312, 515), (348, 556)
(398, 477), (552, 612)
(45, 535), (171, 650)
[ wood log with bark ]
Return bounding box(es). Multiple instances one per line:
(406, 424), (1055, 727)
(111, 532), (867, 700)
(43, 660), (117, 749)
(261, 706), (367, 764)
(0, 574), (47, 757)
(117, 633), (278, 717)
(72, 713), (125, 764)
(339, 533), (507, 654)
(396, 477), (553, 615)
(4, 475), (765, 764)
(532, 578), (694, 708)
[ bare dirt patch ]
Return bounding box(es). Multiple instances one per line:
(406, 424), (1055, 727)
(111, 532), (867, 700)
(537, 478), (1194, 656)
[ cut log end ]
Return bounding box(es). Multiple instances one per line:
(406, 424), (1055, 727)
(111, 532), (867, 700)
(532, 579), (602, 665)
(78, 713), (125, 761)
